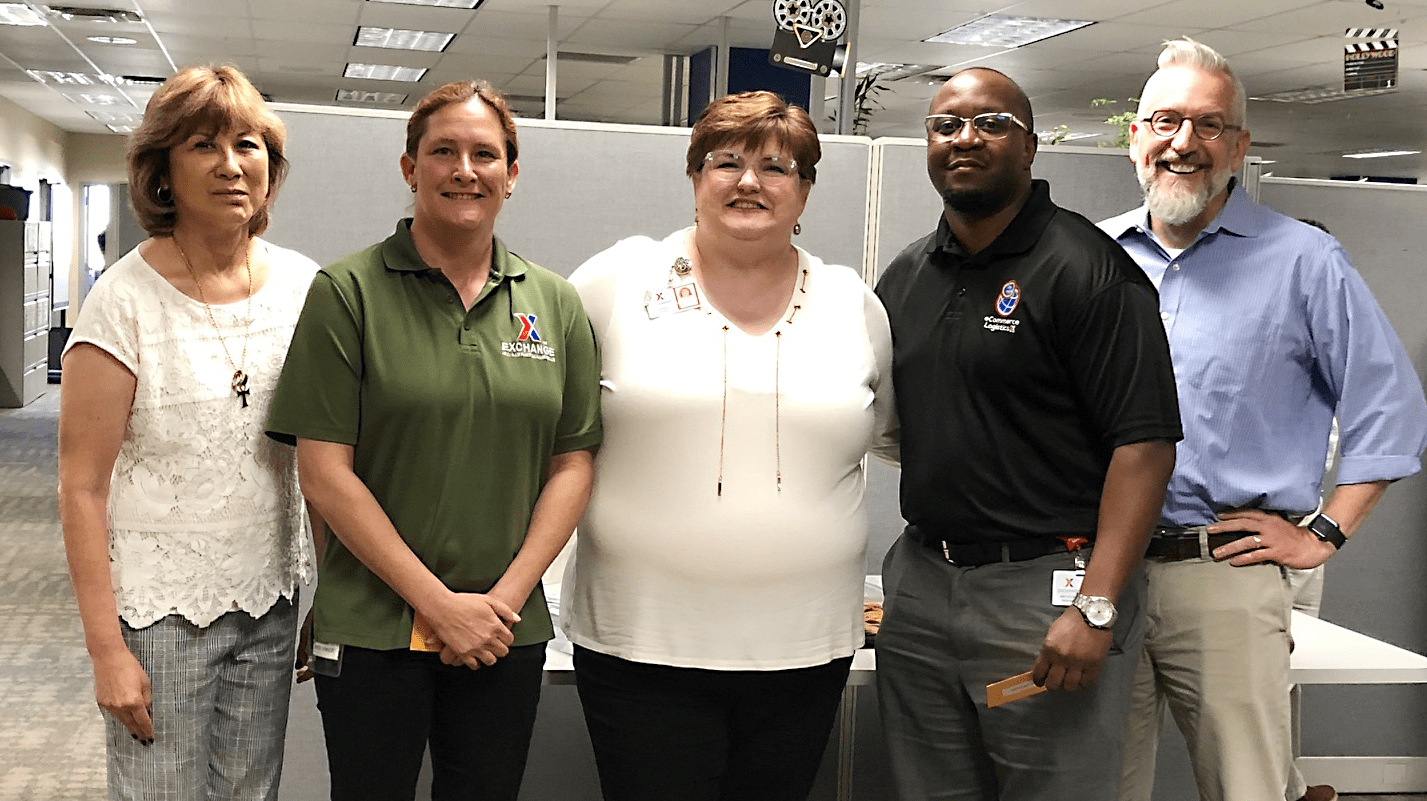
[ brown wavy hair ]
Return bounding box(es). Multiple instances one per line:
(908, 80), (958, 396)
(127, 64), (287, 237)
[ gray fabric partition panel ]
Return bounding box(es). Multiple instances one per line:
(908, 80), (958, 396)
(266, 106), (871, 279)
(1260, 177), (1427, 759)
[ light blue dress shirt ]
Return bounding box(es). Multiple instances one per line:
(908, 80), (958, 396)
(1100, 181), (1427, 526)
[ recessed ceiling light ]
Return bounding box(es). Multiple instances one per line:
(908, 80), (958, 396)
(925, 15), (1094, 48)
(355, 26), (455, 52)
(344, 63), (428, 82)
(0, 3), (47, 25)
(365, 0), (484, 7)
(1343, 149), (1420, 159)
(87, 35), (137, 45)
(26, 70), (100, 85)
(336, 89), (408, 104)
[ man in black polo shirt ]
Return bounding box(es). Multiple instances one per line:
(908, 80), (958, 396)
(873, 67), (1182, 800)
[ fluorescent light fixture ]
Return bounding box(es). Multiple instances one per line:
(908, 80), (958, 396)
(107, 124), (134, 133)
(46, 5), (142, 23)
(1251, 86), (1397, 104)
(85, 110), (137, 122)
(63, 92), (124, 105)
(0, 3), (47, 25)
(344, 63), (428, 82)
(365, 0), (484, 7)
(855, 62), (940, 81)
(336, 89), (408, 104)
(355, 26), (454, 52)
(117, 75), (165, 86)
(27, 70), (99, 85)
(1041, 131), (1101, 143)
(1343, 149), (1420, 159)
(87, 35), (137, 45)
(925, 15), (1094, 48)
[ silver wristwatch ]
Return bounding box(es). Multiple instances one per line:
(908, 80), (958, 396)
(1072, 593), (1118, 630)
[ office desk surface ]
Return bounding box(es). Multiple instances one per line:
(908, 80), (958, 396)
(544, 610), (1427, 686)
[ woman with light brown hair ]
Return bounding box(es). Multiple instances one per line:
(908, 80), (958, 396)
(58, 64), (319, 799)
(562, 90), (896, 800)
(266, 79), (601, 800)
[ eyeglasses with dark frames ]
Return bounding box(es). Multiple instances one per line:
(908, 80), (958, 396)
(1140, 110), (1242, 141)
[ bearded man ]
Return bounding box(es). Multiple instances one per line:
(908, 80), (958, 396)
(1099, 37), (1427, 801)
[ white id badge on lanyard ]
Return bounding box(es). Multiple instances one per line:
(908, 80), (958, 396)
(1051, 570), (1084, 606)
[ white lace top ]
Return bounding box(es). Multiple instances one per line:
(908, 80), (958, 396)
(64, 240), (320, 628)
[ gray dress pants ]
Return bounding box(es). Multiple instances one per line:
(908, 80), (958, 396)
(876, 533), (1146, 801)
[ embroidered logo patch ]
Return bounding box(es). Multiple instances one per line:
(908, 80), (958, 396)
(503, 312), (556, 361)
(513, 313), (542, 342)
(995, 280), (1020, 317)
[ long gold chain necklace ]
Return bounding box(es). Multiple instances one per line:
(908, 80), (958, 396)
(175, 237), (255, 408)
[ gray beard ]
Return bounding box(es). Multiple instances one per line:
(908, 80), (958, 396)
(1139, 166), (1232, 227)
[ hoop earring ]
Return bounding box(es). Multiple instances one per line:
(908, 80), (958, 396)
(156, 185), (173, 204)
(793, 222), (802, 236)
(505, 191), (512, 199)
(410, 184), (417, 193)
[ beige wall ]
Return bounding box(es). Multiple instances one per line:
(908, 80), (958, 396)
(0, 94), (128, 316)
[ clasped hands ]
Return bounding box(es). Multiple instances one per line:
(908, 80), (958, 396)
(423, 591), (522, 670)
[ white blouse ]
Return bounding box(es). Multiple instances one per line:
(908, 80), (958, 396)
(563, 229), (896, 670)
(64, 240), (320, 628)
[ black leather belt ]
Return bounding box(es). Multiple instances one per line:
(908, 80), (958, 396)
(906, 526), (1074, 567)
(1144, 527), (1247, 561)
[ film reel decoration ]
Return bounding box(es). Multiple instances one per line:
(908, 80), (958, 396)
(809, 0), (846, 41)
(772, 0), (814, 31)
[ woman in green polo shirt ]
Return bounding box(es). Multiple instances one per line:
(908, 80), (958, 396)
(267, 80), (602, 801)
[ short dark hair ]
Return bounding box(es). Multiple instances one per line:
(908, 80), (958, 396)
(127, 65), (287, 237)
(406, 80), (519, 165)
(686, 91), (820, 184)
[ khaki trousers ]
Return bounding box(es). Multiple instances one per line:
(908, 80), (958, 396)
(1117, 556), (1294, 801)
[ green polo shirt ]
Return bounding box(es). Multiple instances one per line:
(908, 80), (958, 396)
(267, 220), (602, 650)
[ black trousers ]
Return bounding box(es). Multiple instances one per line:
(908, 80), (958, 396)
(573, 645), (853, 801)
(316, 642), (546, 801)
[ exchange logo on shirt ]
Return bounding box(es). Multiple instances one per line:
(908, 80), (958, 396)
(503, 312), (557, 361)
(983, 280), (1022, 334)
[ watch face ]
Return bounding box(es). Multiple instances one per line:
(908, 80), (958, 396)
(1080, 597), (1115, 628)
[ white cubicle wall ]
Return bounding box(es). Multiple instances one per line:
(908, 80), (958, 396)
(262, 105), (1425, 798)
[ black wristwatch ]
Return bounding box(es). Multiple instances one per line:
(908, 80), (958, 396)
(1307, 512), (1346, 550)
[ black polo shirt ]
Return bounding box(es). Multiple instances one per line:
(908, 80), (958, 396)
(876, 180), (1181, 544)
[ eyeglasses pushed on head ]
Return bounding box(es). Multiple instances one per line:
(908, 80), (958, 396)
(924, 112), (1030, 141)
(701, 151), (802, 183)
(1140, 110), (1242, 141)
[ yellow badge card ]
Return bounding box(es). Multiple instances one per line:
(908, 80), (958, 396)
(410, 612), (442, 652)
(986, 670), (1048, 708)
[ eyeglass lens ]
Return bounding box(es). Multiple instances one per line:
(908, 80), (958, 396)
(925, 113), (1021, 140)
(703, 151), (799, 181)
(1148, 111), (1230, 140)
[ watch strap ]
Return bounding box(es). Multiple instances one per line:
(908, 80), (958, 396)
(1307, 512), (1346, 549)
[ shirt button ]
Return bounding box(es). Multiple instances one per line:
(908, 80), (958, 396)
(1160, 312), (1171, 321)
(464, 324), (471, 331)
(1172, 264), (1180, 271)
(956, 288), (967, 297)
